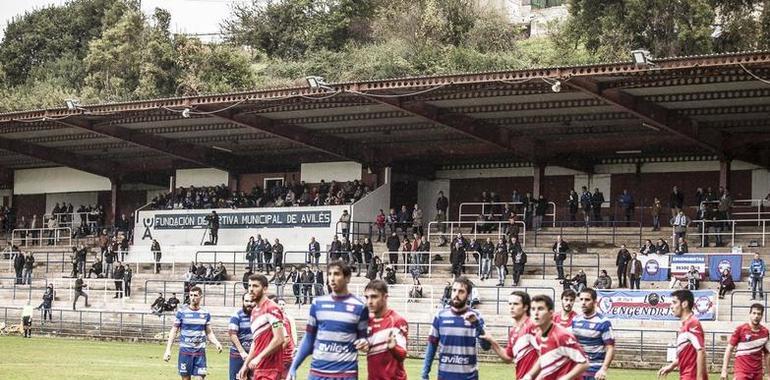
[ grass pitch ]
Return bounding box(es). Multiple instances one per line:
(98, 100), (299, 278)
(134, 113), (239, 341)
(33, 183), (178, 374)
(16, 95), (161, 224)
(0, 335), (721, 379)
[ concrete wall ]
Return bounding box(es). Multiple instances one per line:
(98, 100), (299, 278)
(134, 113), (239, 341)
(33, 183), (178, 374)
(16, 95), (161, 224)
(351, 182), (391, 236)
(175, 168), (229, 188)
(300, 161), (362, 183)
(45, 192), (99, 214)
(418, 179), (451, 222)
(14, 167), (111, 195)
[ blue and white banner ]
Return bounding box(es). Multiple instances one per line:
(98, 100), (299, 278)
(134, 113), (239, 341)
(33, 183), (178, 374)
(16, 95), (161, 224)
(597, 290), (717, 321)
(708, 254), (742, 281)
(639, 254), (669, 281)
(670, 255), (707, 279)
(149, 210), (332, 230)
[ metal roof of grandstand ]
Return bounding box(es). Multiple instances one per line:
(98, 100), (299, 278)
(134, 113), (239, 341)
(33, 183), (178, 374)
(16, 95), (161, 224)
(0, 50), (768, 180)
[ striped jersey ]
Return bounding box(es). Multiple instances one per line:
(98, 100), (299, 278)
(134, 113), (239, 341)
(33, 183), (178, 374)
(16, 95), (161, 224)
(250, 298), (285, 371)
(307, 293), (369, 379)
(505, 317), (539, 379)
(174, 306), (211, 356)
(676, 314), (707, 380)
(571, 313), (614, 376)
(729, 323), (770, 376)
(228, 309), (252, 358)
(428, 307), (485, 380)
(367, 309), (408, 380)
(535, 323), (587, 380)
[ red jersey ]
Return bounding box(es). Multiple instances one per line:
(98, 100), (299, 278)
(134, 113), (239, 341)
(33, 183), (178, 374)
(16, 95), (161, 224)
(553, 310), (576, 329)
(250, 298), (285, 372)
(367, 309), (408, 380)
(505, 317), (539, 379)
(535, 323), (587, 380)
(729, 323), (770, 376)
(676, 314), (707, 380)
(281, 316), (295, 367)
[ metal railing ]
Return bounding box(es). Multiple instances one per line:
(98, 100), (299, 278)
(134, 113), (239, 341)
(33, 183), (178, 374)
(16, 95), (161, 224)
(335, 220), (374, 242)
(458, 201), (557, 227)
(700, 198), (770, 221)
(0, 276), (49, 302)
(427, 220), (526, 246)
(45, 211), (102, 230)
(51, 278), (125, 305)
(531, 220), (643, 248)
(11, 227), (72, 247)
(729, 290), (770, 322)
(690, 219), (770, 247)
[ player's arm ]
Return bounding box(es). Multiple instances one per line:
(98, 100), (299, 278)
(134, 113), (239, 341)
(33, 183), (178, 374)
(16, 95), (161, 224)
(521, 359), (541, 380)
(422, 315), (441, 380)
(696, 347), (707, 380)
(290, 304), (318, 379)
(238, 340), (257, 380)
(163, 325), (179, 361)
(354, 305), (371, 353)
(561, 359), (589, 380)
(479, 333), (512, 363)
(720, 343), (735, 379)
(387, 321), (408, 362)
(205, 324), (223, 352)
(467, 312), (491, 350)
(248, 317), (285, 369)
(228, 329), (248, 359)
(595, 343), (614, 380)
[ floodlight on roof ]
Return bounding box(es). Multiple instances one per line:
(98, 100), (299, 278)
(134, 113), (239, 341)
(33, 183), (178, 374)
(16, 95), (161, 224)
(631, 49), (654, 67)
(65, 99), (81, 111)
(305, 76), (334, 91)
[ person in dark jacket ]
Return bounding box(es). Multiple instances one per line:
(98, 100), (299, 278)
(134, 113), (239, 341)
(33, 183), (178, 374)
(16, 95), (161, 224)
(386, 232), (400, 264)
(22, 251), (34, 285)
(552, 236), (570, 280)
(113, 262), (125, 298)
(262, 238), (273, 274)
(366, 257), (383, 281)
(670, 185), (685, 217)
(580, 186), (592, 225)
(307, 236), (321, 265)
(626, 252), (643, 289)
(313, 266), (325, 297)
(288, 266), (300, 304)
(615, 244), (631, 288)
(510, 237), (526, 286)
(104, 245), (116, 279)
(591, 188), (605, 222)
(718, 268), (735, 299)
(151, 293), (166, 315)
(124, 265), (133, 298)
(656, 238), (670, 254)
(151, 239), (162, 274)
(329, 235), (342, 262)
(273, 238), (284, 269)
(436, 191), (449, 216)
(534, 195), (548, 231)
(37, 284), (55, 322)
(351, 239), (363, 276)
(568, 189), (579, 225)
(493, 238), (508, 287)
(13, 250), (25, 285)
(73, 274), (89, 310)
(245, 236), (257, 272)
(479, 238), (495, 281)
(87, 257), (103, 279)
(362, 237), (374, 266)
(300, 267), (314, 304)
(241, 267), (252, 290)
(450, 237), (467, 278)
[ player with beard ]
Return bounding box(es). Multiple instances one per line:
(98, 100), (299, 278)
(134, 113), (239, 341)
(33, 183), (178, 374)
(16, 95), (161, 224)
(421, 276), (491, 380)
(229, 293), (255, 380)
(238, 274), (285, 380)
(720, 303), (770, 380)
(658, 289), (708, 380)
(163, 286), (223, 380)
(522, 295), (588, 380)
(481, 291), (539, 379)
(572, 288), (614, 380)
(553, 289), (577, 329)
(288, 261), (369, 380)
(364, 279), (408, 380)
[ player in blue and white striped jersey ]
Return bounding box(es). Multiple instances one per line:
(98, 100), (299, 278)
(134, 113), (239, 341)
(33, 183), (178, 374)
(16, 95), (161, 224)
(572, 288), (615, 380)
(421, 276), (491, 380)
(288, 261), (369, 380)
(163, 286), (223, 379)
(227, 293), (254, 380)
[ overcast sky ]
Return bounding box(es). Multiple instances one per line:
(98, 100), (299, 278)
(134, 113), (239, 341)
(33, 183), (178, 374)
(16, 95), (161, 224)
(0, 0), (250, 41)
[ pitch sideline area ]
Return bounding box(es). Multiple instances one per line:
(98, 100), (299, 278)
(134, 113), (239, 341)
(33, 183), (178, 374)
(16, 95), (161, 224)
(0, 335), (721, 379)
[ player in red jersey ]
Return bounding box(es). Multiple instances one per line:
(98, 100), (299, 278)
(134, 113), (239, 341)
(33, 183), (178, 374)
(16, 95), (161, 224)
(522, 294), (588, 380)
(238, 274), (285, 380)
(364, 279), (408, 380)
(276, 298), (296, 380)
(553, 289), (577, 329)
(658, 289), (708, 380)
(720, 303), (770, 380)
(481, 291), (539, 379)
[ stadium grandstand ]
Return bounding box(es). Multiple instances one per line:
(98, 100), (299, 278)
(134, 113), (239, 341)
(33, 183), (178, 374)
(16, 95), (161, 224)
(2, 50), (770, 374)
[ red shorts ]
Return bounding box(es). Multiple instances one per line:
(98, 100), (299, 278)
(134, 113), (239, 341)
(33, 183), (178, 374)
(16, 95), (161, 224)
(252, 369), (281, 380)
(734, 373), (763, 380)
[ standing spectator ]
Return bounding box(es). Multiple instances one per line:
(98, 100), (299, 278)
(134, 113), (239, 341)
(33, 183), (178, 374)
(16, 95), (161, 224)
(594, 270), (613, 289)
(313, 265), (325, 297)
(386, 232), (400, 265)
(671, 210), (690, 249)
(412, 204), (424, 236)
(552, 236), (570, 280)
(398, 205), (413, 234)
(387, 208), (399, 234)
(351, 238), (363, 276)
(269, 266), (287, 299)
(493, 238), (508, 287)
(450, 236), (467, 279)
(510, 236), (526, 286)
(718, 268), (735, 299)
(627, 252), (642, 289)
(288, 266), (300, 304)
(436, 191), (449, 217)
(750, 253), (765, 300)
(246, 236), (257, 272)
(719, 187), (734, 220)
(591, 188), (605, 223)
(307, 236), (320, 266)
(87, 257), (103, 278)
(418, 235), (431, 274)
(362, 237), (374, 268)
(205, 210), (219, 245)
(367, 256), (383, 281)
(151, 239), (162, 274)
(651, 197), (662, 231)
(375, 209), (386, 242)
(37, 284), (54, 322)
(615, 244), (631, 288)
(568, 189), (579, 224)
(75, 244), (87, 276)
(273, 238), (284, 269)
(262, 237), (273, 274)
(113, 262), (125, 299)
(670, 185), (685, 217)
(73, 274), (90, 310)
(580, 186), (593, 225)
(340, 237), (352, 264)
(124, 265), (133, 298)
(104, 245), (116, 279)
(618, 189), (635, 222)
(241, 267), (252, 291)
(300, 267), (314, 305)
(13, 249), (25, 284)
(479, 238), (494, 281)
(534, 194), (548, 231)
(329, 235), (342, 262)
(523, 192), (535, 228)
(339, 210), (351, 239)
(23, 251), (35, 285)
(400, 238), (412, 273)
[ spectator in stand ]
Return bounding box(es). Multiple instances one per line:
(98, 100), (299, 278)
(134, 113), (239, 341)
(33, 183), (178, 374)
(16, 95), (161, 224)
(627, 253), (642, 289)
(570, 270), (588, 293)
(340, 236), (352, 264)
(552, 235), (570, 280)
(87, 257), (103, 278)
(242, 266), (252, 291)
(113, 262), (125, 299)
(269, 266), (287, 299)
(750, 253), (765, 300)
(523, 192), (535, 228)
(367, 256), (383, 281)
(640, 239), (655, 255)
(351, 238), (363, 276)
(246, 236), (257, 272)
(386, 232), (400, 265)
(165, 293), (180, 311)
(719, 187), (734, 220)
(13, 250), (24, 284)
(675, 238), (689, 255)
(36, 283), (54, 322)
(651, 197), (662, 231)
(300, 266), (314, 304)
(151, 239), (162, 274)
(124, 264), (133, 298)
(685, 266), (700, 290)
(363, 237), (374, 268)
(436, 191), (449, 218)
(534, 194), (548, 231)
(307, 236), (320, 266)
(479, 238), (494, 281)
(313, 265), (325, 297)
(671, 210), (690, 250)
(212, 262), (227, 282)
(273, 238), (284, 270)
(670, 185), (685, 217)
(656, 238), (670, 254)
(493, 238), (508, 287)
(580, 186), (592, 225)
(152, 293), (166, 315)
(329, 235), (342, 262)
(568, 189), (579, 225)
(618, 189), (635, 222)
(594, 270), (612, 289)
(398, 205), (413, 235)
(695, 187), (705, 209)
(412, 204), (424, 236)
(387, 208), (399, 234)
(591, 188), (605, 222)
(339, 210), (351, 239)
(75, 244), (87, 276)
(718, 268), (735, 299)
(400, 237), (412, 273)
(615, 244), (631, 288)
(450, 235), (468, 278)
(418, 235), (430, 274)
(73, 274), (89, 310)
(256, 235), (267, 272)
(510, 236), (525, 286)
(375, 209), (386, 242)
(288, 266), (300, 304)
(104, 245), (116, 279)
(21, 251), (34, 285)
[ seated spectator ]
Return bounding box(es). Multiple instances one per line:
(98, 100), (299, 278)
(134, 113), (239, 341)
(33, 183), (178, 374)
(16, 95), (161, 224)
(718, 269), (735, 299)
(640, 239), (655, 255)
(204, 264), (215, 281)
(164, 293), (180, 311)
(686, 266), (700, 290)
(567, 270), (588, 293)
(151, 293), (165, 315)
(384, 265), (397, 285)
(366, 256), (383, 281)
(594, 270), (612, 289)
(195, 263), (207, 280)
(674, 238), (689, 255)
(469, 287), (481, 309)
(87, 258), (103, 278)
(211, 262), (227, 282)
(656, 239), (670, 255)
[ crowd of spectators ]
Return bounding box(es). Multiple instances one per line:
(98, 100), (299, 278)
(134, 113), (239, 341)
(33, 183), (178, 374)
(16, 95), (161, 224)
(149, 180), (371, 210)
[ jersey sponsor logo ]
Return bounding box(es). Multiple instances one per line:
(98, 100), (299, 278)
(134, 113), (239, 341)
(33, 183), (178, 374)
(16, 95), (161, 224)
(346, 305), (356, 312)
(442, 320), (454, 324)
(318, 342), (349, 353)
(440, 355), (470, 365)
(321, 304), (335, 308)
